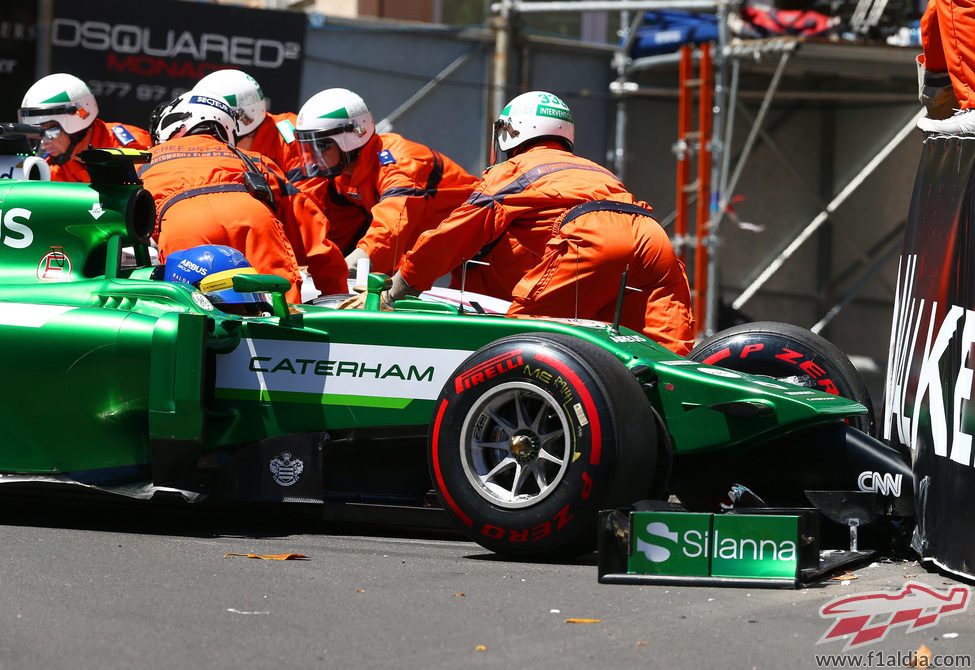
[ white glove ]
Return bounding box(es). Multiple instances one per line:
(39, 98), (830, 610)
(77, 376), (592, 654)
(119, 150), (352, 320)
(917, 55), (957, 120)
(345, 247), (369, 271)
(387, 272), (420, 302)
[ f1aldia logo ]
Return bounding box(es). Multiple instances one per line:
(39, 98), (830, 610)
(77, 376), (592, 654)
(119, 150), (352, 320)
(818, 582), (970, 650)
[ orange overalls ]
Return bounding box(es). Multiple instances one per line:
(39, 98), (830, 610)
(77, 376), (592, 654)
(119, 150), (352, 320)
(49, 119), (151, 182)
(295, 177), (372, 256)
(507, 200), (696, 356)
(235, 111), (347, 293)
(920, 0), (975, 108)
(399, 142), (641, 300)
(139, 135), (346, 304)
(310, 132), (478, 274)
(243, 111), (304, 182)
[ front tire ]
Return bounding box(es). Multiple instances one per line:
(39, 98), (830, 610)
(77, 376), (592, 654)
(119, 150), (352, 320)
(687, 321), (875, 436)
(678, 321), (881, 512)
(429, 333), (656, 558)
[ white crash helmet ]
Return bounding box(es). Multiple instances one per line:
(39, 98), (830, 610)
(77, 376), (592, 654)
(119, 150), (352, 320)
(295, 88), (374, 178)
(150, 92), (239, 146)
(193, 69), (267, 137)
(18, 73), (98, 136)
(492, 90), (574, 163)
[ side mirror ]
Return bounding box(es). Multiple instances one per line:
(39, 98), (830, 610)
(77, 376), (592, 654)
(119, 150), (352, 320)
(229, 273), (293, 322)
(365, 272), (391, 311)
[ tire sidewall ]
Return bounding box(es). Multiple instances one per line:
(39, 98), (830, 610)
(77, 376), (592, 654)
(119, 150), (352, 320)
(688, 321), (876, 436)
(429, 334), (638, 556)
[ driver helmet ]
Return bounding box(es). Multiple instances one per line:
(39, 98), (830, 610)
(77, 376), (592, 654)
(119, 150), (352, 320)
(150, 92), (239, 146)
(295, 88), (374, 178)
(162, 244), (271, 316)
(193, 69), (267, 137)
(18, 73), (99, 165)
(491, 90), (574, 164)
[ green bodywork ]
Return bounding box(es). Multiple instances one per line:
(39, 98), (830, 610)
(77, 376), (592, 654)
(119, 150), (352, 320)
(0, 151), (865, 479)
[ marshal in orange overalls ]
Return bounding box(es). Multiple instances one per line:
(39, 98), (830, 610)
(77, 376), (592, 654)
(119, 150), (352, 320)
(920, 0), (975, 109)
(139, 135), (347, 304)
(305, 132), (478, 273)
(49, 119), (150, 182)
(241, 111), (304, 182)
(399, 141), (644, 300)
(507, 200), (696, 356)
(237, 111), (348, 294)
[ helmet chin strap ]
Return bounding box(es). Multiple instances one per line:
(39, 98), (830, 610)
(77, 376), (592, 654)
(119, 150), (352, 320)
(323, 147), (360, 178)
(320, 158), (345, 178)
(51, 127), (91, 166)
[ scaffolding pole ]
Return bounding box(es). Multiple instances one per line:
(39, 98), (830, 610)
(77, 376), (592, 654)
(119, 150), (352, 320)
(695, 42), (713, 331)
(492, 0), (717, 11)
(375, 46), (484, 134)
(731, 109), (923, 312)
(703, 0), (729, 336)
(492, 0), (514, 118)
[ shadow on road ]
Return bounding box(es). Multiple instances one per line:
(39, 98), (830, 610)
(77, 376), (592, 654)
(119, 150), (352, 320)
(0, 487), (467, 544)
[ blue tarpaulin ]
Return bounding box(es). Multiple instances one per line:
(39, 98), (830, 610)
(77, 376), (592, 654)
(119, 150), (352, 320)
(628, 11), (719, 57)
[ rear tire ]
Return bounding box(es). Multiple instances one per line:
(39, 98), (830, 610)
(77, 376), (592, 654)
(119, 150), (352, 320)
(429, 333), (656, 558)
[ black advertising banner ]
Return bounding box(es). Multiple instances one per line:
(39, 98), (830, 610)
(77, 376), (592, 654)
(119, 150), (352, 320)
(884, 136), (975, 583)
(0, 5), (39, 121)
(48, 0), (305, 130)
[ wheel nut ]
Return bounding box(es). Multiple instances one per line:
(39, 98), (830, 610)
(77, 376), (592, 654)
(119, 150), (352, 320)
(510, 434), (533, 457)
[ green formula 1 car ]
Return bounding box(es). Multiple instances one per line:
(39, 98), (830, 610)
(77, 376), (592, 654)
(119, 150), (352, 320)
(0, 137), (913, 558)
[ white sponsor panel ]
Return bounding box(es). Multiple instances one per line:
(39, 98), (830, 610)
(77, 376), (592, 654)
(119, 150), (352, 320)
(215, 339), (473, 400)
(0, 302), (74, 328)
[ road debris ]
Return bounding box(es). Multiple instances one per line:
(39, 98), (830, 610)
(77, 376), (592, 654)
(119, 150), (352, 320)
(223, 553), (308, 560)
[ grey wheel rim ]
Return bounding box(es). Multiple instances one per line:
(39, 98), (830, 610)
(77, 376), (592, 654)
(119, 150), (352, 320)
(459, 381), (571, 509)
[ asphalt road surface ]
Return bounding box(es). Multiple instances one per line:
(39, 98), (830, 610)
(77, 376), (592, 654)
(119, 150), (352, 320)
(0, 494), (972, 670)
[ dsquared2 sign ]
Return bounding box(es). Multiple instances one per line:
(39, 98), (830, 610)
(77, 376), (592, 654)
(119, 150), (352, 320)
(51, 19), (300, 69)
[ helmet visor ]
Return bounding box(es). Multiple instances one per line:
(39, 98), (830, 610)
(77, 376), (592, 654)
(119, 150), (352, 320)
(198, 268), (272, 316)
(205, 288), (273, 316)
(236, 108), (257, 131)
(18, 103), (79, 124)
(490, 118), (518, 165)
(296, 128), (345, 178)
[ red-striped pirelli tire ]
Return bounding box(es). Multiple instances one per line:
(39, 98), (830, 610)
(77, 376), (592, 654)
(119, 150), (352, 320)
(688, 321), (876, 437)
(428, 333), (657, 558)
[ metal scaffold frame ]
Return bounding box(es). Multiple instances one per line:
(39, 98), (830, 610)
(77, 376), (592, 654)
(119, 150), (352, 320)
(489, 0), (918, 340)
